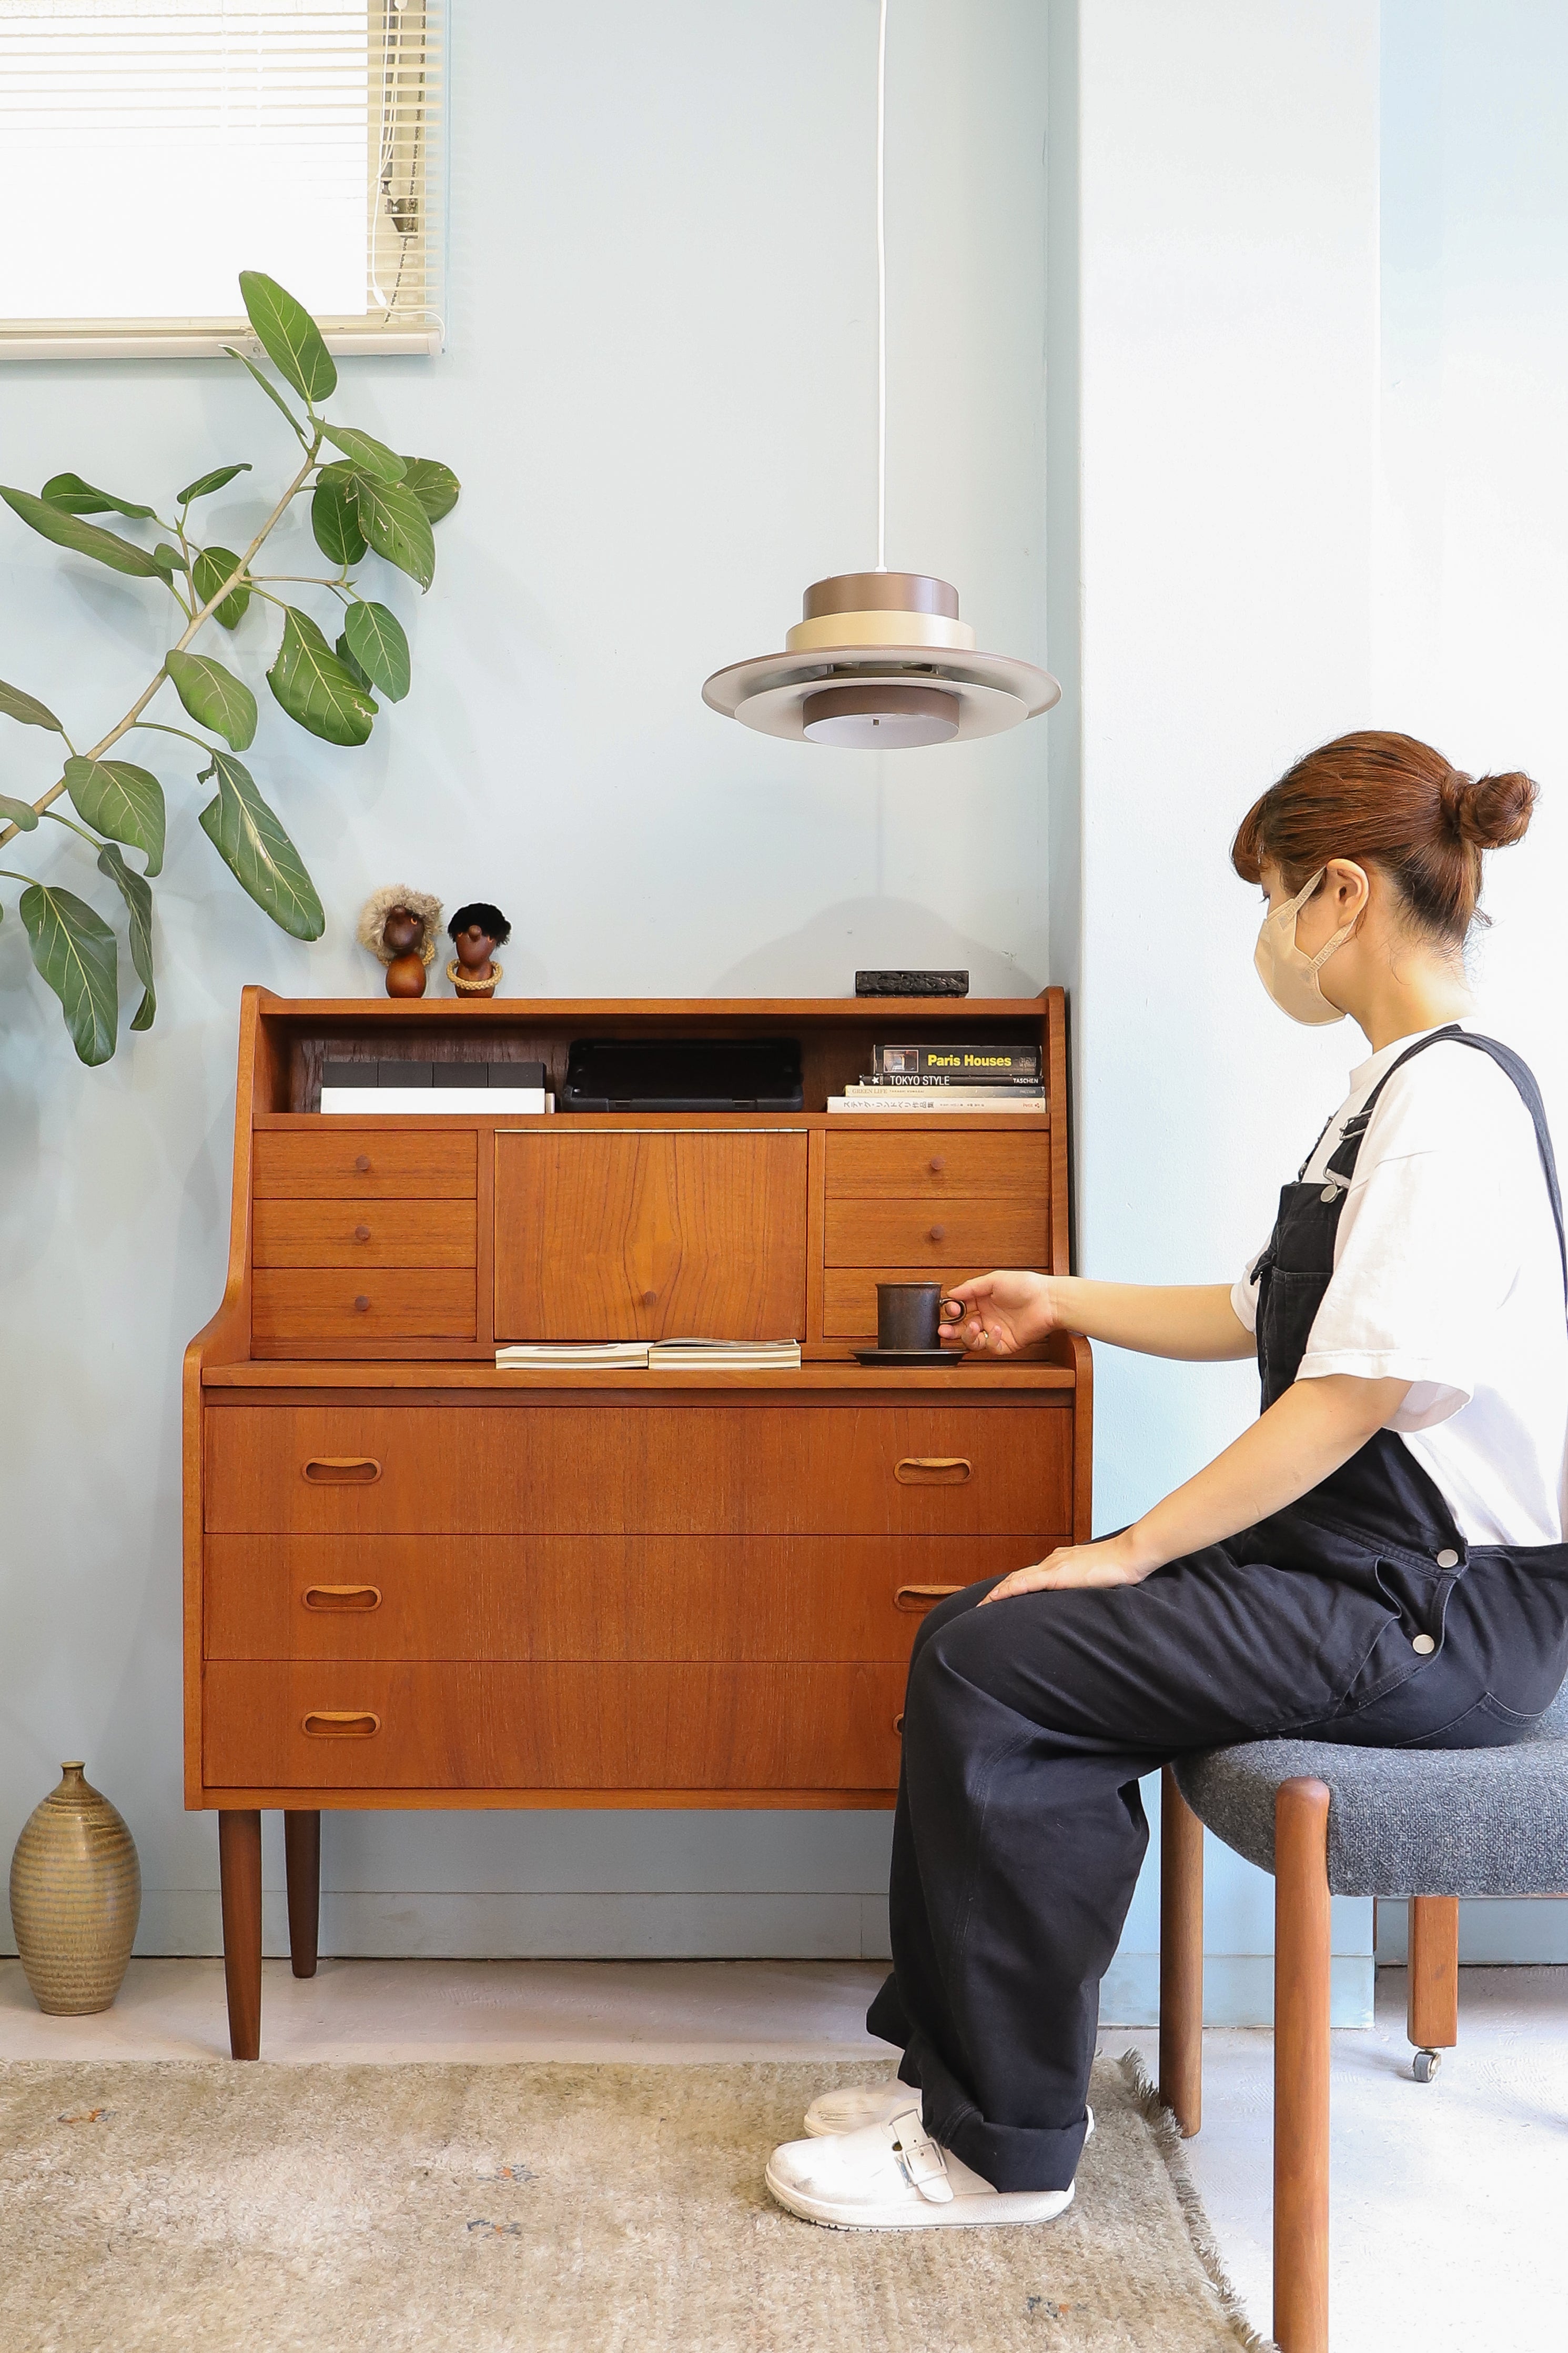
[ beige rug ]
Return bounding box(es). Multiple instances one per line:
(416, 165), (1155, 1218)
(0, 2054), (1268, 2352)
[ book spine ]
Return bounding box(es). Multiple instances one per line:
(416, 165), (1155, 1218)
(874, 1044), (1041, 1079)
(851, 1072), (1044, 1089)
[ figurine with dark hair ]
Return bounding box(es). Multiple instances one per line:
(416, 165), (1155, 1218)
(446, 902), (511, 1000)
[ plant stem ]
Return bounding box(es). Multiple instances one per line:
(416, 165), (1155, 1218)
(0, 428), (321, 850)
(133, 720), (219, 751)
(43, 808), (107, 850)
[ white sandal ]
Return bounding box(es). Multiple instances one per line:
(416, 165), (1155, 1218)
(765, 2107), (1077, 2231)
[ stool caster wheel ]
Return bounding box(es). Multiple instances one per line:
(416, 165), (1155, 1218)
(1412, 2048), (1441, 2083)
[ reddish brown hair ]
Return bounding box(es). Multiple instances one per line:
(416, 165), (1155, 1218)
(1231, 730), (1537, 944)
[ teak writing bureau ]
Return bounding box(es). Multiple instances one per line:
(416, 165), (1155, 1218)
(185, 988), (1090, 2057)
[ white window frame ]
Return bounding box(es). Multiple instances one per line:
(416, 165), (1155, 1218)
(0, 0), (445, 359)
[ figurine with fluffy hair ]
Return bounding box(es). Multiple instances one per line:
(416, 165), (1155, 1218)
(446, 901), (511, 1000)
(356, 886), (444, 998)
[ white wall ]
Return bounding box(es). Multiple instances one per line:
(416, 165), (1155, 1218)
(0, 0), (1051, 1964)
(1069, 0), (1383, 2024)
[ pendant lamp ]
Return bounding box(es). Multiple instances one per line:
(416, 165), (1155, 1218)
(702, 0), (1060, 749)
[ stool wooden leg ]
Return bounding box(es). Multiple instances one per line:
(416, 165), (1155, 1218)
(1407, 1895), (1458, 2080)
(217, 1809), (262, 2062)
(1274, 1777), (1331, 2353)
(284, 1810), (321, 1980)
(1159, 1765), (1205, 2136)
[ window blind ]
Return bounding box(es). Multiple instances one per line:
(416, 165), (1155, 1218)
(0, 0), (443, 356)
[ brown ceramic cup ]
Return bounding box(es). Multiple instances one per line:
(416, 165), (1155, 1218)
(876, 1281), (943, 1352)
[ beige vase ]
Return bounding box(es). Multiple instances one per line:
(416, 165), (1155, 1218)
(8, 1762), (141, 2014)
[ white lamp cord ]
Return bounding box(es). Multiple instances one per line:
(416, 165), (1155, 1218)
(875, 0), (888, 572)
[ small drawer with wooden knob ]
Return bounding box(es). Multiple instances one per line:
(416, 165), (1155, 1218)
(825, 1132), (1049, 1199)
(252, 1131), (477, 1199)
(251, 1268), (476, 1348)
(253, 1198), (476, 1269)
(824, 1196), (1050, 1269)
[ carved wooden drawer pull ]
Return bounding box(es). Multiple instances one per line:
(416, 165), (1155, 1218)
(895, 1583), (964, 1612)
(302, 1457), (382, 1485)
(302, 1710), (381, 1738)
(302, 1584), (382, 1613)
(893, 1712), (905, 1735)
(894, 1457), (972, 1485)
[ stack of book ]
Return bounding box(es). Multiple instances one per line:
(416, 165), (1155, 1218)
(495, 1339), (802, 1372)
(321, 1061), (551, 1115)
(827, 1042), (1045, 1113)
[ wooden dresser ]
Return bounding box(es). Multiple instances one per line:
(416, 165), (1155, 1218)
(185, 989), (1090, 2055)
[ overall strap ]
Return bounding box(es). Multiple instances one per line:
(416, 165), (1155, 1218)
(1321, 1025), (1567, 1306)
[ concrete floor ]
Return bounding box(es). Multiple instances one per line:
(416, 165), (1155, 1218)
(3, 1955), (1564, 2350)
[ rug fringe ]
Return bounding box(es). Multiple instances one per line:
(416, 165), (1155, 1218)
(1115, 2051), (1279, 2353)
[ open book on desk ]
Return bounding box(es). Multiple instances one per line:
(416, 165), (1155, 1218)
(495, 1339), (803, 1371)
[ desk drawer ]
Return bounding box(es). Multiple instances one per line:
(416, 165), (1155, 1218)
(201, 1661), (904, 1790)
(825, 1132), (1049, 1199)
(254, 1199), (477, 1269)
(253, 1132), (477, 1199)
(204, 1534), (1054, 1660)
(252, 1269), (476, 1346)
(204, 1402), (1072, 1535)
(825, 1198), (1050, 1268)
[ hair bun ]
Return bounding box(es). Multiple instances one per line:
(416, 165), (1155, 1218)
(1439, 765), (1537, 851)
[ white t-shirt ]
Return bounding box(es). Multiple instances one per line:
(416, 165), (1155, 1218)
(1231, 1023), (1568, 1547)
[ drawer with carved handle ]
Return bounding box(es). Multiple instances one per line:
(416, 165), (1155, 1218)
(203, 1536), (1058, 1660)
(203, 1402), (1073, 1535)
(824, 1197), (1050, 1269)
(203, 1662), (906, 1791)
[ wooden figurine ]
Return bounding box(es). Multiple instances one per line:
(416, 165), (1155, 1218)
(446, 902), (511, 1000)
(356, 886), (443, 998)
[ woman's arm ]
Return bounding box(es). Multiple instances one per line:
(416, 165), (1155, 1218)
(978, 1371), (1412, 1603)
(942, 1270), (1256, 1362)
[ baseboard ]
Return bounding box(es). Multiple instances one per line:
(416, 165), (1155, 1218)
(1100, 1950), (1374, 2029)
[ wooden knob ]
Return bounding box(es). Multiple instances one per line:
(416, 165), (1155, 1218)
(929, 1155), (945, 1173)
(642, 1289), (658, 1306)
(354, 1294), (370, 1313)
(928, 1223), (946, 1243)
(354, 1153), (370, 1172)
(353, 1224), (371, 1243)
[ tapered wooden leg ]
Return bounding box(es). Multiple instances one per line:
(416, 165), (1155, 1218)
(1159, 1765), (1205, 2136)
(217, 1809), (262, 2062)
(284, 1810), (321, 1979)
(1273, 1778), (1332, 2353)
(1407, 1894), (1458, 2076)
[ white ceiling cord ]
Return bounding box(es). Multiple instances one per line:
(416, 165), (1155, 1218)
(875, 0), (888, 573)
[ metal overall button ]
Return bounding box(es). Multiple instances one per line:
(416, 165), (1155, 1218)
(1411, 1633), (1437, 1655)
(1435, 1548), (1460, 1568)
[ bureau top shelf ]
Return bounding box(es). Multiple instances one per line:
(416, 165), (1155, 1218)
(200, 1356), (1079, 1390)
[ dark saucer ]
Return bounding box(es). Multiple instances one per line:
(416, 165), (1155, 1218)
(851, 1346), (964, 1366)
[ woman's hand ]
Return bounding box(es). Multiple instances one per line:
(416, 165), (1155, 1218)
(940, 1270), (1057, 1355)
(977, 1531), (1155, 1602)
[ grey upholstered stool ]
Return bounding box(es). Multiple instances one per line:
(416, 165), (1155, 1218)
(1155, 1682), (1568, 2353)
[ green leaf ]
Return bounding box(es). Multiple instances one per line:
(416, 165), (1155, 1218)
(64, 755), (166, 876)
(41, 471), (158, 520)
(19, 882), (118, 1064)
(342, 600), (410, 701)
(399, 457), (461, 524)
(150, 542), (188, 574)
(320, 424), (406, 483)
(191, 545), (251, 630)
(165, 648), (257, 751)
(1, 486), (165, 578)
(96, 841), (156, 1030)
(335, 632), (375, 693)
(224, 347), (309, 442)
(349, 475), (435, 590)
(177, 461), (252, 504)
(267, 606), (376, 746)
(311, 477), (366, 566)
(237, 271), (337, 408)
(0, 791), (40, 830)
(0, 678), (63, 732)
(197, 751), (324, 940)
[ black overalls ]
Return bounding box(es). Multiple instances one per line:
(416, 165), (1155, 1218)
(867, 1029), (1568, 2194)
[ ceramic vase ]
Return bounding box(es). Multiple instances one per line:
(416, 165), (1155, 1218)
(8, 1762), (141, 2014)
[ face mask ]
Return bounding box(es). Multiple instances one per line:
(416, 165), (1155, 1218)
(1254, 869), (1357, 1027)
